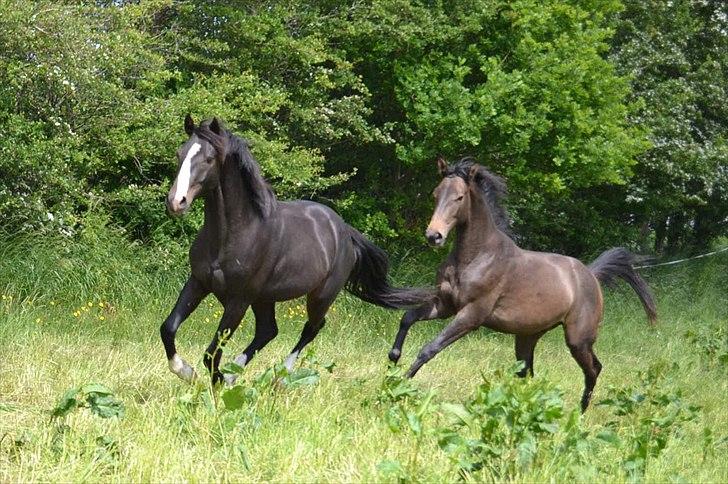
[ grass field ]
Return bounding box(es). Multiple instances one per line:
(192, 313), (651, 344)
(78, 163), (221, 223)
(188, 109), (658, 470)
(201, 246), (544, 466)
(1, 229), (726, 482)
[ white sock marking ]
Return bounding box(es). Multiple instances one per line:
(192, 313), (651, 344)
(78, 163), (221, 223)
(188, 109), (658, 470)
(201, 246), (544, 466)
(169, 354), (197, 383)
(233, 354), (248, 367)
(174, 142), (201, 203)
(284, 351), (300, 371)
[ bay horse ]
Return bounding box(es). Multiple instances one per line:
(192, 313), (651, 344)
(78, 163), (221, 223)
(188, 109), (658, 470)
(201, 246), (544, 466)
(388, 157), (657, 411)
(160, 115), (431, 385)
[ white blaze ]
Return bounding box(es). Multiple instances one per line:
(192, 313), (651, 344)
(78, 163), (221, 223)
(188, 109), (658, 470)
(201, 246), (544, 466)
(174, 142), (201, 203)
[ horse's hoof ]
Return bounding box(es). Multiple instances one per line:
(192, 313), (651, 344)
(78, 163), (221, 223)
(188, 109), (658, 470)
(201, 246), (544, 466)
(223, 373), (238, 386)
(168, 354), (198, 383)
(388, 348), (401, 363)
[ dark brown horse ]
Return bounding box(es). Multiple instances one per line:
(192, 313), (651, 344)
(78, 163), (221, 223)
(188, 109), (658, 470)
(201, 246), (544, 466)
(389, 157), (657, 411)
(161, 115), (430, 385)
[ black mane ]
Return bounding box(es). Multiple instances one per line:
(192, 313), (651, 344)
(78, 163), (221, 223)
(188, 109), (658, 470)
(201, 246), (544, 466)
(194, 120), (276, 218)
(443, 157), (511, 233)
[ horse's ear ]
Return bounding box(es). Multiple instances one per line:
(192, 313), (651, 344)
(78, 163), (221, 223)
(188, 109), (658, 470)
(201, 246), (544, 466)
(436, 156), (448, 176)
(468, 164), (483, 183)
(184, 114), (195, 136)
(210, 117), (222, 135)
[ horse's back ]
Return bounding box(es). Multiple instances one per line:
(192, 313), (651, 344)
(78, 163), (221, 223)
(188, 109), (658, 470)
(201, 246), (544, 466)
(260, 200), (354, 297)
(275, 200), (351, 249)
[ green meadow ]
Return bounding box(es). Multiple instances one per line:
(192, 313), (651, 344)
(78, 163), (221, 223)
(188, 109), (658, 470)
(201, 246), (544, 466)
(1, 230), (726, 482)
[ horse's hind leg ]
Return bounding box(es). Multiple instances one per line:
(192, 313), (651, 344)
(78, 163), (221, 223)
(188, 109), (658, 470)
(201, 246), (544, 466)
(223, 302), (278, 385)
(160, 275), (209, 382)
(514, 331), (546, 377)
(564, 318), (602, 412)
(284, 285), (341, 371)
(389, 299), (453, 363)
(568, 342), (602, 412)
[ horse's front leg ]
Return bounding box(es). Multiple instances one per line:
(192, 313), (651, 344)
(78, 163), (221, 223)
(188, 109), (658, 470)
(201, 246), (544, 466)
(223, 302), (278, 386)
(388, 299), (452, 363)
(160, 276), (209, 382)
(405, 304), (481, 378)
(203, 299), (249, 385)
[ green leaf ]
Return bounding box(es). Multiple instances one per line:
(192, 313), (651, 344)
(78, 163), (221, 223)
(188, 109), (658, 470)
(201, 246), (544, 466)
(406, 410), (422, 436)
(80, 383), (113, 396)
(377, 459), (405, 477)
(87, 394), (125, 419)
(596, 429), (621, 446)
(384, 405), (402, 433)
(441, 402), (472, 426)
(220, 362), (245, 376)
(438, 430), (467, 454)
(282, 367), (320, 388)
(51, 388), (79, 418)
(222, 386), (247, 411)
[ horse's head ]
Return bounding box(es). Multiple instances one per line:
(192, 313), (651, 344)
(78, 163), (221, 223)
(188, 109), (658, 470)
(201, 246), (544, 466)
(426, 156), (509, 246)
(426, 157), (473, 246)
(167, 115), (227, 216)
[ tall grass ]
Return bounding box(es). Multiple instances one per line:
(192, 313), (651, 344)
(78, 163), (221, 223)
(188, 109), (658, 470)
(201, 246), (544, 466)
(0, 227), (726, 482)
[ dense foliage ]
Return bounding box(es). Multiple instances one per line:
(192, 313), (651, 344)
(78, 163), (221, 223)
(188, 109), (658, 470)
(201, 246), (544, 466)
(1, 0), (725, 256)
(610, 0), (728, 253)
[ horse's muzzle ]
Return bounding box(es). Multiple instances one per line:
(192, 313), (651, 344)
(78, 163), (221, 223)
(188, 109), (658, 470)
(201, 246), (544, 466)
(167, 195), (189, 216)
(425, 228), (444, 247)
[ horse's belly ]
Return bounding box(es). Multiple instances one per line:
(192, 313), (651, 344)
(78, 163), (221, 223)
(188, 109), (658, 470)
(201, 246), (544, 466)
(487, 287), (571, 334)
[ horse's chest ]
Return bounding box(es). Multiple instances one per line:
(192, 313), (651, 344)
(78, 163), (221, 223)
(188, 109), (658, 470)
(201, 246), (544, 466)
(437, 259), (503, 309)
(189, 241), (247, 293)
(437, 265), (462, 308)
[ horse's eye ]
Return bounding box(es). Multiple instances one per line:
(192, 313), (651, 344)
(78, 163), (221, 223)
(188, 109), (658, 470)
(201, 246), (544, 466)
(455, 195), (464, 201)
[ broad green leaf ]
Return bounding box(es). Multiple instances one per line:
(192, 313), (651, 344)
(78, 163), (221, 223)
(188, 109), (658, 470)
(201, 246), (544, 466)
(282, 368), (320, 388)
(51, 388), (79, 418)
(220, 362), (245, 376)
(376, 459), (404, 477)
(80, 383), (113, 396)
(441, 402), (472, 426)
(222, 386), (247, 411)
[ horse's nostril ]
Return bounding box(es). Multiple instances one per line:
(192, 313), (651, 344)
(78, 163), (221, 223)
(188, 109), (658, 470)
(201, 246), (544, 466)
(180, 196), (187, 205)
(426, 230), (443, 245)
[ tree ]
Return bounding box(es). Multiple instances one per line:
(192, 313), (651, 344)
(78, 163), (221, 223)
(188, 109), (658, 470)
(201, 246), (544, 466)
(332, 0), (649, 254)
(611, 0), (728, 253)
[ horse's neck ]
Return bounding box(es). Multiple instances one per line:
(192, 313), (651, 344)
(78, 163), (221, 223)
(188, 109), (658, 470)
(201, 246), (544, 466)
(204, 161), (259, 251)
(453, 193), (502, 265)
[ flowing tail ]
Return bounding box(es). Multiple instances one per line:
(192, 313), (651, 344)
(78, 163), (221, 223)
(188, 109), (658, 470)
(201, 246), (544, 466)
(346, 228), (433, 309)
(588, 247), (657, 324)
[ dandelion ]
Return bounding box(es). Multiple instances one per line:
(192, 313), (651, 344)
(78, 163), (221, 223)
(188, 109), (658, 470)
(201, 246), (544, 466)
(98, 302), (104, 307)
(50, 301), (56, 306)
(87, 302), (93, 307)
(36, 318), (41, 323)
(99, 316), (105, 321)
(73, 311), (80, 317)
